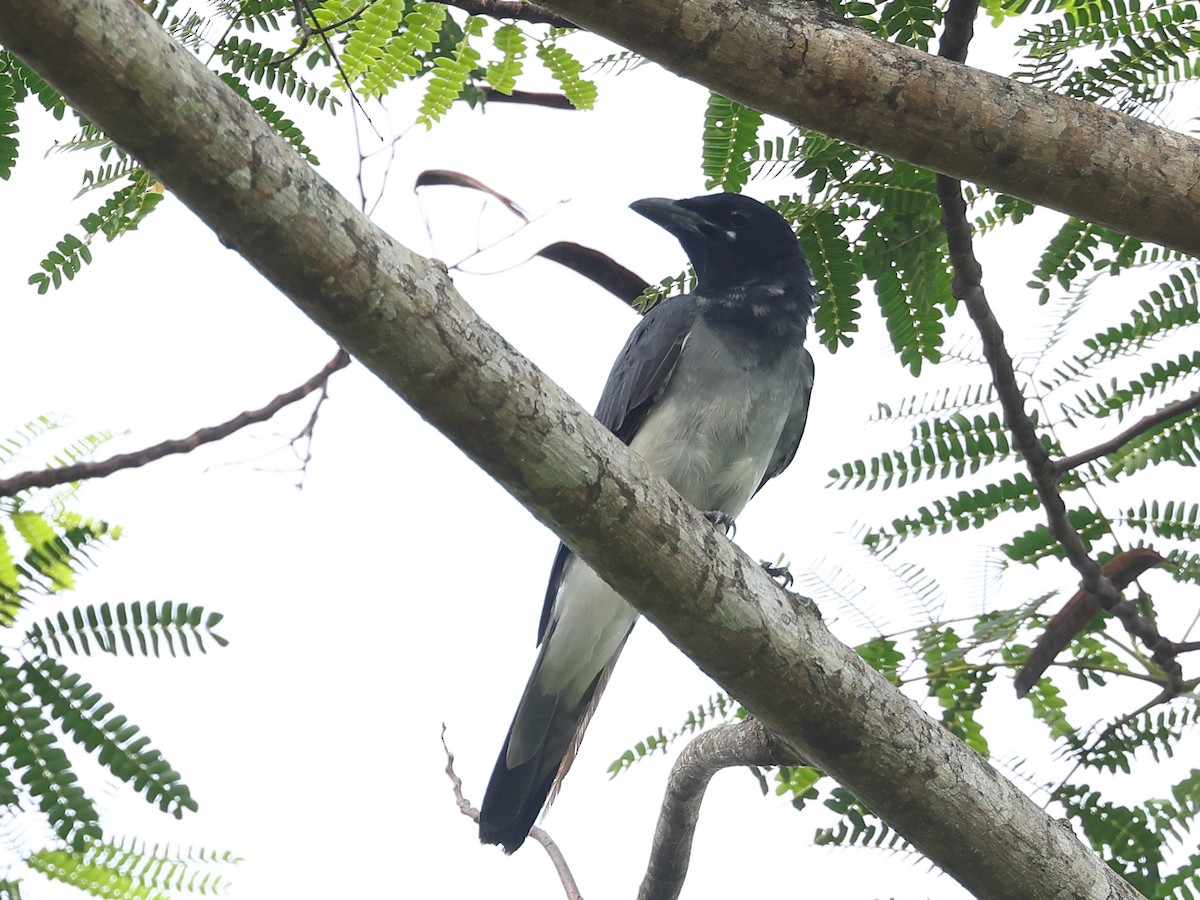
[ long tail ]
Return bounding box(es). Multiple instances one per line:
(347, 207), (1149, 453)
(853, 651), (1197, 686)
(475, 643), (619, 854)
(480, 552), (639, 852)
(478, 636), (629, 853)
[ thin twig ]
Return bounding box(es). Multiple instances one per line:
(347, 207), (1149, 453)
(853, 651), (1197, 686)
(287, 370), (337, 488)
(0, 349), (351, 498)
(440, 726), (582, 900)
(1054, 389), (1200, 474)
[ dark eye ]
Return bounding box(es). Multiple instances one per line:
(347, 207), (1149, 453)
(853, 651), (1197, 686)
(728, 209), (748, 226)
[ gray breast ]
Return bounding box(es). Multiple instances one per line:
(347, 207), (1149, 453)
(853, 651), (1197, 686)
(628, 317), (803, 517)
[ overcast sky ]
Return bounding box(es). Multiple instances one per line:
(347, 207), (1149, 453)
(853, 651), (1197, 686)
(1, 22), (1191, 900)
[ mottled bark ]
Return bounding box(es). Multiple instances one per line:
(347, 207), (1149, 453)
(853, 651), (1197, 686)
(542, 0), (1200, 256)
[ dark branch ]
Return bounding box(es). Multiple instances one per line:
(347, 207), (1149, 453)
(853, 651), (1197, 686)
(937, 179), (1117, 582)
(931, 3), (1185, 694)
(638, 719), (796, 900)
(443, 0), (577, 27)
(481, 87), (575, 109)
(938, 179), (1185, 693)
(1054, 389), (1200, 475)
(936, 0), (976, 62)
(440, 727), (581, 900)
(0, 349), (351, 498)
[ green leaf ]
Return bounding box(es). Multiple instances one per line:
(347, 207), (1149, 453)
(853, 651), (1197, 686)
(12, 510), (76, 591)
(219, 74), (318, 163)
(777, 200), (862, 350)
(1122, 500), (1200, 541)
(29, 837), (240, 899)
(830, 412), (1023, 490)
(701, 93), (763, 193)
(23, 657), (197, 816)
(218, 36), (338, 109)
(0, 651), (100, 851)
(536, 41), (596, 110)
(485, 24), (526, 95)
(338, 0), (407, 85)
(1104, 405), (1200, 477)
(1001, 507), (1110, 565)
(855, 636), (905, 683)
(774, 765), (823, 810)
(0, 68), (18, 180)
(863, 473), (1043, 545)
(27, 601), (228, 659)
(418, 16), (486, 127)
(1062, 351), (1200, 422)
(359, 2), (449, 97)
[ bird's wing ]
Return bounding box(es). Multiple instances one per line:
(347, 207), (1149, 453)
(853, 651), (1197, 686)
(755, 346), (815, 494)
(536, 296), (699, 644)
(593, 295), (700, 442)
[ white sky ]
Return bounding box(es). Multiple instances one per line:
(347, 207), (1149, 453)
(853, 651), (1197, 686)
(0, 21), (1193, 900)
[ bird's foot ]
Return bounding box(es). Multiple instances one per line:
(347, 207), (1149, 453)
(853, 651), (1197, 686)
(703, 510), (736, 538)
(761, 560), (794, 589)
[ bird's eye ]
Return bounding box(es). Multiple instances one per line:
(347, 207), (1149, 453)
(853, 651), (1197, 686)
(728, 210), (748, 226)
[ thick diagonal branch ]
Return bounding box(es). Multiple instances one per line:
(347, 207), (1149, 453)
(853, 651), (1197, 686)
(538, 0), (1200, 256)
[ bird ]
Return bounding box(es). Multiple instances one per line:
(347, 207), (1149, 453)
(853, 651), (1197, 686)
(1014, 547), (1173, 698)
(478, 193), (817, 853)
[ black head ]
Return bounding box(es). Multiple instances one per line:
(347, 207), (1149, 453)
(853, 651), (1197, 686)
(630, 194), (813, 298)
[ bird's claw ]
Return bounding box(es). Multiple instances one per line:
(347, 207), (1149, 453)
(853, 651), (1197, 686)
(704, 510), (736, 537)
(761, 561), (793, 589)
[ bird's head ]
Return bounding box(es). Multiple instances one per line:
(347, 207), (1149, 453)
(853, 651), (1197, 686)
(630, 194), (814, 307)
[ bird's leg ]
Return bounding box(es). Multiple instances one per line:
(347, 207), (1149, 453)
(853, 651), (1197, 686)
(703, 510), (736, 538)
(760, 560), (794, 589)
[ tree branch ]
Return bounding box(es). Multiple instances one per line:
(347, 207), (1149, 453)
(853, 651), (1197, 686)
(0, 3), (1148, 897)
(929, 0), (1185, 697)
(537, 0), (1200, 256)
(0, 349), (350, 498)
(1054, 389), (1200, 475)
(442, 0), (576, 27)
(638, 719), (795, 900)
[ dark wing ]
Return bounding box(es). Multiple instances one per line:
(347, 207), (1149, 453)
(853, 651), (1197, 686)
(536, 295), (700, 644)
(755, 346), (815, 495)
(592, 295), (699, 441)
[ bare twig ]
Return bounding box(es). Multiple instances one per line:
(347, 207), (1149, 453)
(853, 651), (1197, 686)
(0, 349), (351, 498)
(638, 719), (795, 900)
(442, 0), (577, 27)
(1053, 389), (1200, 475)
(287, 366), (339, 488)
(440, 727), (582, 900)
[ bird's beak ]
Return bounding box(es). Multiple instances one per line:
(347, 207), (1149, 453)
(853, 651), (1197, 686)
(630, 197), (709, 237)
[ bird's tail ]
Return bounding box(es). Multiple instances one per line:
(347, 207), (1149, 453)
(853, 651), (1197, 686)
(479, 635), (630, 853)
(478, 721), (560, 854)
